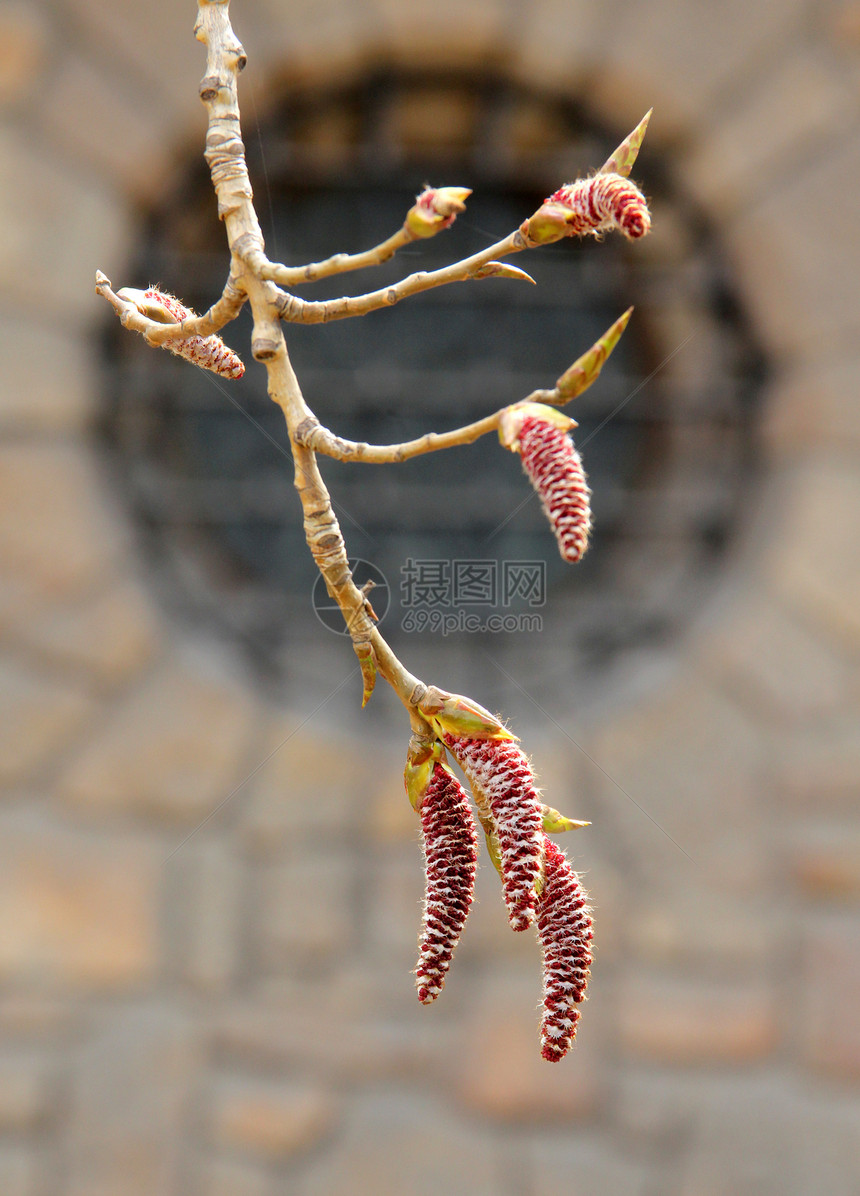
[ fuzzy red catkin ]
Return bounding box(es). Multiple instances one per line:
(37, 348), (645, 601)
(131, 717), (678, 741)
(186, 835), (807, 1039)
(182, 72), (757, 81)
(142, 288), (245, 379)
(415, 762), (478, 1004)
(442, 733), (544, 931)
(549, 173), (650, 240)
(537, 836), (593, 1063)
(518, 415), (591, 564)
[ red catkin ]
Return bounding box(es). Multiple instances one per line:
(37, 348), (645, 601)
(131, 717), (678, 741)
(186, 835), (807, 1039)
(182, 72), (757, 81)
(537, 837), (593, 1062)
(518, 415), (591, 563)
(443, 734), (544, 931)
(549, 173), (650, 240)
(142, 288), (245, 379)
(415, 763), (478, 1004)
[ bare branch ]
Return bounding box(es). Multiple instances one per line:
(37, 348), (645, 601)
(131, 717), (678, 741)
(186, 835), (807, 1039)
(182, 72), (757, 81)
(275, 232), (531, 324)
(262, 227), (415, 287)
(95, 270), (246, 344)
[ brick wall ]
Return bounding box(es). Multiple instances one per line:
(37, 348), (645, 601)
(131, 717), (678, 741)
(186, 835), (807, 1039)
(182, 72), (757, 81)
(1, 1), (859, 1192)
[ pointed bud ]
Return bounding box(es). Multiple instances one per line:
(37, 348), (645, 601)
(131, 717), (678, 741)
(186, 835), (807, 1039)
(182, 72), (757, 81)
(418, 687), (515, 742)
(547, 173), (650, 241)
(118, 287), (245, 379)
(472, 262), (536, 284)
(413, 757), (478, 1004)
(599, 109), (652, 178)
(505, 409), (592, 563)
(404, 737), (441, 812)
(406, 186), (471, 239)
(556, 308), (632, 400)
(443, 733), (544, 931)
(541, 805), (590, 833)
(354, 642), (377, 708)
(537, 837), (593, 1062)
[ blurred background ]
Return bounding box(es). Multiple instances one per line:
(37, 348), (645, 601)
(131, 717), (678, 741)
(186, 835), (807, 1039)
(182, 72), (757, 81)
(1, 0), (859, 1192)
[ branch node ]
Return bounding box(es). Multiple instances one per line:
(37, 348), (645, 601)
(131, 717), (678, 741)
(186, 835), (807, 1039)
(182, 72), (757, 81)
(199, 75), (225, 102)
(251, 336), (281, 361)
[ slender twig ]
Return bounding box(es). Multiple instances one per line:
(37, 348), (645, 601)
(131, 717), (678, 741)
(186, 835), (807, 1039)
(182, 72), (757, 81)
(275, 236), (532, 324)
(261, 227), (415, 287)
(95, 270), (246, 344)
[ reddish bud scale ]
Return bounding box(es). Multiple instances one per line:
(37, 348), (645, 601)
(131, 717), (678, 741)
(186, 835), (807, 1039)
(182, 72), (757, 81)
(549, 173), (650, 240)
(443, 733), (544, 931)
(537, 837), (593, 1063)
(415, 763), (478, 1004)
(518, 415), (591, 563)
(142, 289), (245, 379)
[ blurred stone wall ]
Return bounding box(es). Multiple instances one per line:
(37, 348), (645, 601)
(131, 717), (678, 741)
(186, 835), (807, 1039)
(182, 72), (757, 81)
(1, 0), (859, 1193)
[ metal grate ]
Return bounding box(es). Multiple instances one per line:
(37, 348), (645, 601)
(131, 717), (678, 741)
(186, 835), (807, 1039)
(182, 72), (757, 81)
(101, 72), (765, 706)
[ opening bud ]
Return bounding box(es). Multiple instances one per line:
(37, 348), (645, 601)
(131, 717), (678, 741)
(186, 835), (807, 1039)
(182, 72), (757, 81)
(406, 186), (471, 239)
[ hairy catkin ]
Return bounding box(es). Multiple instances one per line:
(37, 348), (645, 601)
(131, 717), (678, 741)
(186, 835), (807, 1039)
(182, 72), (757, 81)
(415, 763), (478, 1004)
(518, 415), (591, 563)
(537, 837), (593, 1062)
(142, 288), (245, 379)
(443, 734), (544, 931)
(549, 173), (650, 240)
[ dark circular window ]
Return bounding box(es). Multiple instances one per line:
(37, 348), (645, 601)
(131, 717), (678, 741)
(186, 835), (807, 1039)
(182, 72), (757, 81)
(101, 72), (764, 709)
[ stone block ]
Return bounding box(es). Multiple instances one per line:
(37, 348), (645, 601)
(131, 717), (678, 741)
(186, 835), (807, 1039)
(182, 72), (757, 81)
(617, 973), (778, 1064)
(210, 1077), (334, 1160)
(0, 1147), (38, 1196)
(60, 657), (258, 824)
(802, 914), (860, 1079)
(510, 0), (607, 95)
(785, 823), (860, 899)
(590, 0), (809, 141)
(680, 1076), (860, 1196)
(0, 316), (94, 432)
(34, 51), (174, 201)
(66, 1004), (198, 1196)
(684, 46), (852, 215)
(587, 676), (764, 889)
(769, 713), (860, 810)
(725, 126), (860, 357)
(0, 443), (127, 607)
(0, 125), (128, 322)
(64, 0), (205, 119)
(764, 459), (860, 647)
(0, 659), (94, 788)
(246, 0), (381, 87)
(0, 816), (158, 990)
(625, 888), (779, 974)
(295, 1091), (501, 1196)
(762, 353), (860, 456)
(0, 3), (49, 109)
(0, 1054), (52, 1131)
(257, 847), (354, 966)
(527, 1134), (648, 1196)
(178, 838), (241, 993)
(244, 718), (379, 856)
(201, 1157), (271, 1196)
(457, 970), (603, 1120)
(695, 589), (849, 722)
(373, 0), (508, 68)
(14, 580), (161, 688)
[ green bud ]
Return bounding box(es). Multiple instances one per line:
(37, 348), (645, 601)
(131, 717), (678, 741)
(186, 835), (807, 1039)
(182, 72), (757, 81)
(472, 262), (536, 284)
(599, 110), (652, 179)
(541, 804), (591, 833)
(556, 308), (633, 400)
(404, 738), (444, 811)
(354, 642), (377, 708)
(418, 687), (515, 742)
(520, 203), (571, 246)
